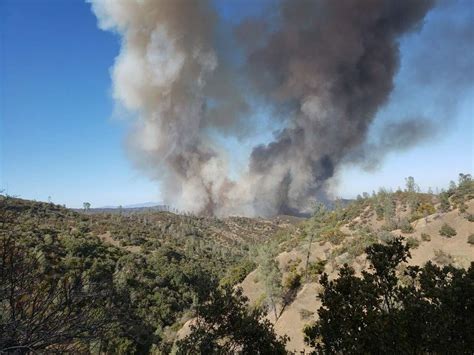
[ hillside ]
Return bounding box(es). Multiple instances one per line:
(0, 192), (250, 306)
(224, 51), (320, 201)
(1, 174), (473, 353)
(0, 194), (298, 352)
(237, 176), (474, 352)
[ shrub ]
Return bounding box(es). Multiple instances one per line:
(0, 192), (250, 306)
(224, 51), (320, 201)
(299, 309), (314, 320)
(321, 229), (346, 245)
(375, 205), (384, 221)
(439, 223), (456, 238)
(381, 221), (397, 231)
(438, 192), (451, 212)
(283, 257), (302, 273)
(220, 260), (257, 286)
(399, 219), (414, 233)
(466, 214), (474, 222)
(378, 231), (395, 244)
(421, 233), (431, 242)
(283, 271), (302, 306)
(468, 234), (474, 245)
(433, 249), (454, 265)
(335, 231), (378, 259)
(283, 271), (302, 291)
(306, 259), (327, 282)
(406, 237), (420, 249)
(416, 203), (436, 216)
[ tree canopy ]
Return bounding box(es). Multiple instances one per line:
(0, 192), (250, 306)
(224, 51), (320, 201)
(304, 237), (474, 354)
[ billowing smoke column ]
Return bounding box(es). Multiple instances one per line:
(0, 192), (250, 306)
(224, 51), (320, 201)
(90, 0), (435, 217)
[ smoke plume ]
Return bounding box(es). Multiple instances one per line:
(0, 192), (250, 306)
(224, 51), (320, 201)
(90, 0), (440, 216)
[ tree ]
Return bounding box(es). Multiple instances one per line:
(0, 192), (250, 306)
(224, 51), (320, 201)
(176, 285), (288, 354)
(304, 203), (327, 280)
(304, 237), (474, 354)
(405, 176), (418, 193)
(0, 237), (114, 353)
(458, 173), (472, 186)
(83, 202), (91, 211)
(438, 191), (451, 212)
(383, 194), (396, 228)
(448, 180), (457, 192)
(405, 176), (420, 213)
(258, 244), (283, 320)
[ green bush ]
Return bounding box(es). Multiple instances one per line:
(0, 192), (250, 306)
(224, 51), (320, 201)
(438, 192), (451, 212)
(378, 231), (395, 244)
(466, 214), (474, 222)
(220, 260), (257, 286)
(406, 237), (420, 249)
(421, 233), (431, 242)
(459, 203), (468, 213)
(439, 223), (456, 238)
(306, 259), (327, 282)
(400, 219), (414, 234)
(299, 309), (314, 320)
(283, 271), (302, 291)
(321, 228), (346, 245)
(433, 249), (454, 265)
(468, 234), (474, 245)
(334, 231), (378, 259)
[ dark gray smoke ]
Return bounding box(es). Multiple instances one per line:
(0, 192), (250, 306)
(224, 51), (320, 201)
(347, 117), (438, 171)
(239, 0), (435, 215)
(89, 0), (445, 216)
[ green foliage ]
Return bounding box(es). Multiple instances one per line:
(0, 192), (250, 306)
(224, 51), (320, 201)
(433, 249), (454, 265)
(304, 238), (474, 354)
(320, 228), (346, 245)
(438, 192), (451, 213)
(282, 271), (302, 306)
(466, 214), (474, 222)
(406, 236), (420, 249)
(333, 229), (378, 259)
(299, 309), (314, 320)
(176, 286), (288, 354)
(439, 223), (457, 238)
(468, 234), (474, 245)
(378, 230), (395, 244)
(410, 202), (436, 221)
(450, 173), (474, 209)
(257, 244), (283, 319)
(0, 196), (290, 352)
(375, 203), (384, 221)
(306, 259), (327, 282)
(220, 260), (257, 287)
(459, 203), (468, 213)
(399, 219), (414, 233)
(0, 235), (156, 353)
(283, 271), (302, 291)
(421, 233), (431, 242)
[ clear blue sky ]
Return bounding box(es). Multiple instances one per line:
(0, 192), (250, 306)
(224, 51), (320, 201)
(1, 0), (473, 208)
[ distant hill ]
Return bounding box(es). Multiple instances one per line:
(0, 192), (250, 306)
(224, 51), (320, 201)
(98, 202), (163, 209)
(80, 198), (354, 217)
(74, 203), (171, 214)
